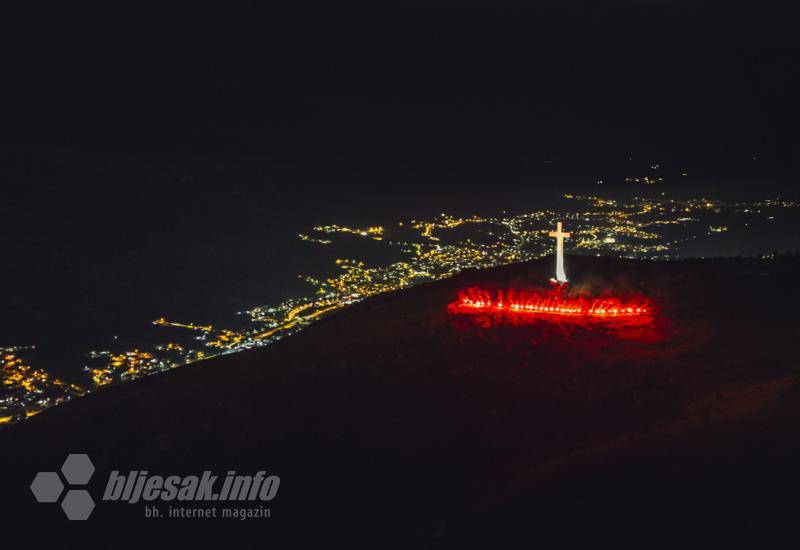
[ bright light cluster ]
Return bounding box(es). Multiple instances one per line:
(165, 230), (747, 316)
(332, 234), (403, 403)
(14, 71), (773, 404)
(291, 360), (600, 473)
(449, 288), (652, 318)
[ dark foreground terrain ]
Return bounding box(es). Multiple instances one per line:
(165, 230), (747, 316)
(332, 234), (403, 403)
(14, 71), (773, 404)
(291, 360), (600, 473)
(3, 256), (800, 548)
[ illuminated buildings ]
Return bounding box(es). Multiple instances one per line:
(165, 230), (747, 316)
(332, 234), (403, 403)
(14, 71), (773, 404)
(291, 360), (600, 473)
(1, 347), (85, 424)
(2, 192), (798, 423)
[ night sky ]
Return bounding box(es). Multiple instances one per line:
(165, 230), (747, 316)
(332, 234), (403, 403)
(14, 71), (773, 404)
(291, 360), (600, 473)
(2, 1), (799, 359)
(6, 2), (799, 174)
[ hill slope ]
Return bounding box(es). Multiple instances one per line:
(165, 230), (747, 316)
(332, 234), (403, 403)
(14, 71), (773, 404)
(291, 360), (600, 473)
(3, 256), (800, 547)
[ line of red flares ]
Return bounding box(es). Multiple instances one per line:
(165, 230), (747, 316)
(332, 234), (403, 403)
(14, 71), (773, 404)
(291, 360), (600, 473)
(449, 288), (652, 318)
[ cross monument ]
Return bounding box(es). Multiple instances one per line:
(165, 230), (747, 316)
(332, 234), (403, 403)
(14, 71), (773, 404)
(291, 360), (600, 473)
(548, 221), (572, 283)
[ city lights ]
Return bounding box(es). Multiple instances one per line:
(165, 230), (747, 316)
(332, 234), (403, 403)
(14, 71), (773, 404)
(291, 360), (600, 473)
(2, 192), (797, 423)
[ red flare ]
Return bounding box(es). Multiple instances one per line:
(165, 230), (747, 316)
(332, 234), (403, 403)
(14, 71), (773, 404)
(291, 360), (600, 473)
(448, 287), (654, 319)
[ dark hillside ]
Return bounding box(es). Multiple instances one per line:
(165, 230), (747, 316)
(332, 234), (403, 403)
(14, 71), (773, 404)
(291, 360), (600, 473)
(2, 255), (800, 547)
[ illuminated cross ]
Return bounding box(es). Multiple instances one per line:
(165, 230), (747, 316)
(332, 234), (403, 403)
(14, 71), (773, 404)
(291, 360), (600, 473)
(548, 221), (572, 283)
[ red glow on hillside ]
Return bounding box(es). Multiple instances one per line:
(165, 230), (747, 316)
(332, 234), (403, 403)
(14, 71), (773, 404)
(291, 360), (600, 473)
(448, 287), (654, 320)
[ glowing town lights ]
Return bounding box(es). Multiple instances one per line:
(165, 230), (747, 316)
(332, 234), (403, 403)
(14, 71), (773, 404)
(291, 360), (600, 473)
(4, 193), (795, 423)
(1, 347), (85, 422)
(448, 288), (653, 319)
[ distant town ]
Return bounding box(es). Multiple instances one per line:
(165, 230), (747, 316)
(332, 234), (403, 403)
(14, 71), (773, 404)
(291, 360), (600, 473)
(3, 192), (798, 424)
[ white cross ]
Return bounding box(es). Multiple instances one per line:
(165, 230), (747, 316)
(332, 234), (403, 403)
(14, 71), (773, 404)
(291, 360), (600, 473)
(548, 221), (572, 283)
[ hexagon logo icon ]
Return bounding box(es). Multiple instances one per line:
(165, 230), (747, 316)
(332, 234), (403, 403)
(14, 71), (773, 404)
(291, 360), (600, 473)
(61, 454), (95, 485)
(30, 472), (65, 503)
(30, 454), (96, 520)
(61, 489), (95, 520)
